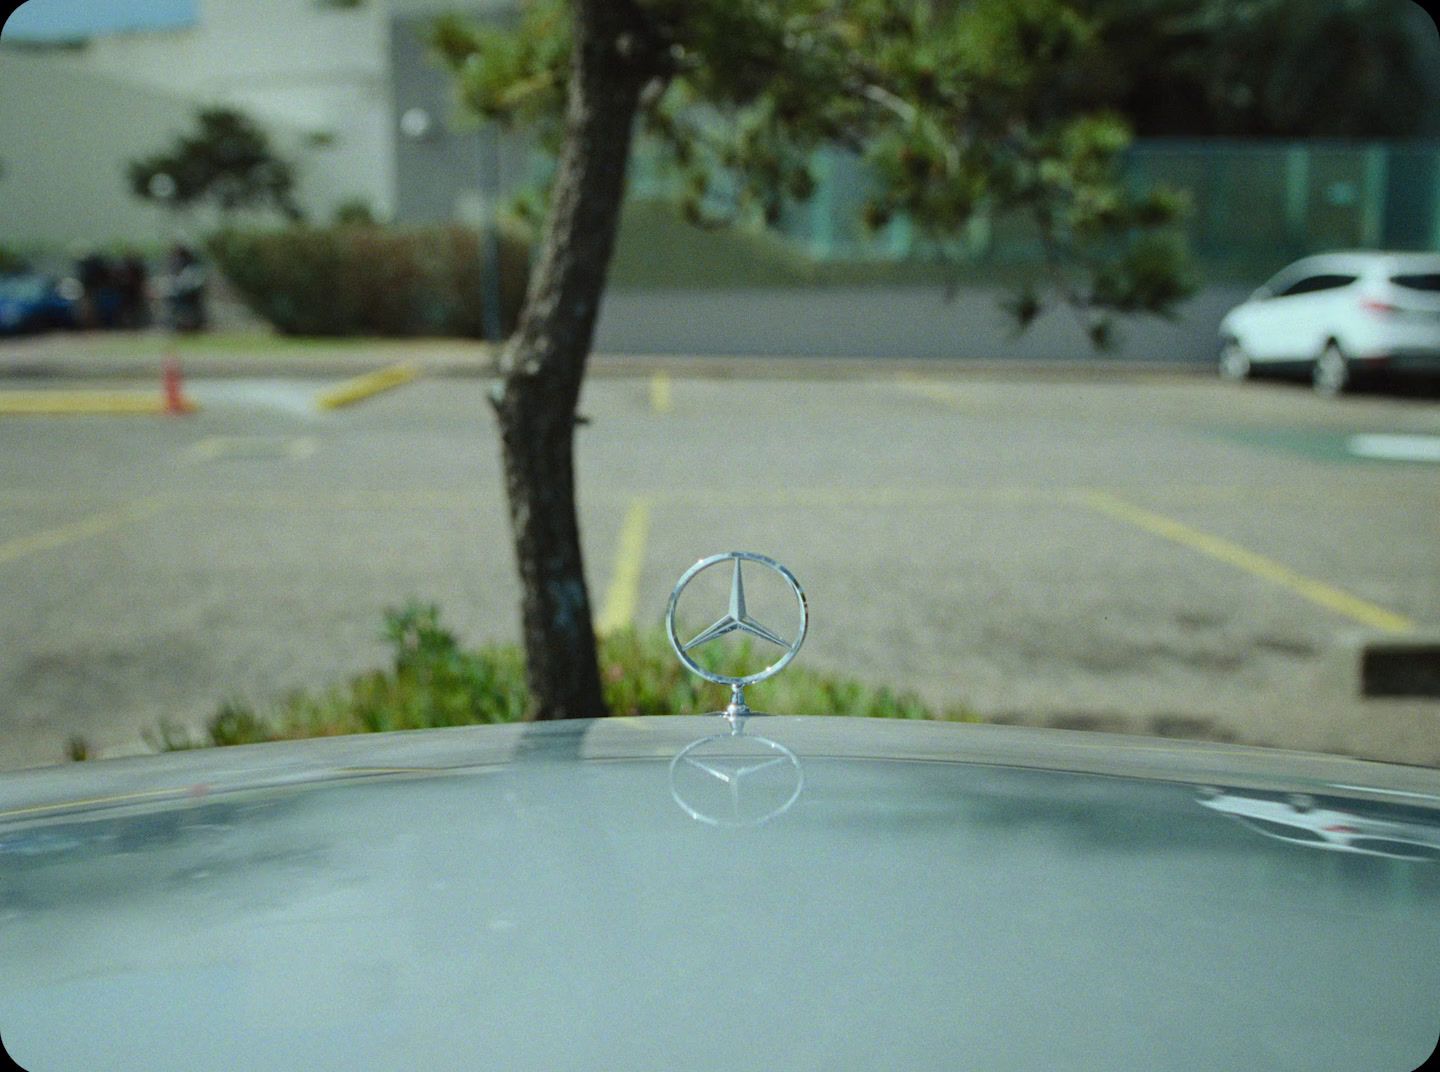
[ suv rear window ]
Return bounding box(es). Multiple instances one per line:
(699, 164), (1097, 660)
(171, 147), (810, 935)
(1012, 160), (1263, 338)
(1390, 274), (1440, 292)
(1277, 274), (1357, 297)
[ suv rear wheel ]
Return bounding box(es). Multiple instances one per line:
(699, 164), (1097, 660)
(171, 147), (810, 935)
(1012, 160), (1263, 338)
(1219, 340), (1251, 381)
(1313, 343), (1349, 396)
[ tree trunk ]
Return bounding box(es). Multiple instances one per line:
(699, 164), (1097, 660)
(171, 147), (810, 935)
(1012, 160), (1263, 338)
(492, 0), (659, 721)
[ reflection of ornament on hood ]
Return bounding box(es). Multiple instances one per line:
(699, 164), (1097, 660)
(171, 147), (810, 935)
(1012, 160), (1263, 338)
(669, 730), (804, 828)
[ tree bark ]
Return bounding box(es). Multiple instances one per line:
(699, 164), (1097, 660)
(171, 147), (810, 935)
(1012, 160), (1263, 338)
(493, 0), (660, 721)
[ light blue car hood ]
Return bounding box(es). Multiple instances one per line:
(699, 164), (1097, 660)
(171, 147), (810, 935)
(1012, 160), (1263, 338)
(1, 717), (1437, 1071)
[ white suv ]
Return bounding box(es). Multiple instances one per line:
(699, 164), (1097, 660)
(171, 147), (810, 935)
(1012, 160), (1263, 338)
(1218, 251), (1440, 394)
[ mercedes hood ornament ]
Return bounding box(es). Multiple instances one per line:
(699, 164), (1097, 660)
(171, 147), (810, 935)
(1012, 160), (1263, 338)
(665, 551), (808, 728)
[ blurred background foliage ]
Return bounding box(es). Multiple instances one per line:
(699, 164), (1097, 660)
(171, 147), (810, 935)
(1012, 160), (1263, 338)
(128, 107), (302, 222)
(425, 0), (1434, 310)
(91, 0), (1436, 340)
(1078, 0), (1431, 139)
(428, 0), (1214, 344)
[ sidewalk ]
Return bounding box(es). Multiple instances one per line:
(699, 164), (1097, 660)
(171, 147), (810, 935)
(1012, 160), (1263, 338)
(0, 329), (1210, 382)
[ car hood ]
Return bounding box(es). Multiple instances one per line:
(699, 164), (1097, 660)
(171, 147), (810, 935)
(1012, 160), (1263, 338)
(2, 717), (1438, 1071)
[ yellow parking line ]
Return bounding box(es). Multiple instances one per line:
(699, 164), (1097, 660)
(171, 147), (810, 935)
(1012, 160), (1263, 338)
(1079, 489), (1416, 634)
(315, 361), (419, 411)
(0, 497), (164, 567)
(0, 391), (174, 415)
(896, 376), (959, 405)
(649, 372), (673, 414)
(595, 495), (651, 635)
(894, 375), (987, 412)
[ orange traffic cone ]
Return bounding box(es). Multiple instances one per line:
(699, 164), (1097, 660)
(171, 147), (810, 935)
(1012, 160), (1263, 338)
(162, 356), (192, 415)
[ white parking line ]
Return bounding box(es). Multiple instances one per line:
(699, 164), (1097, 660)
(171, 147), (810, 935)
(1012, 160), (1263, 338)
(1347, 434), (1440, 463)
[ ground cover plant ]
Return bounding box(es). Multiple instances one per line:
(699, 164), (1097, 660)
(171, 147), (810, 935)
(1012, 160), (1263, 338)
(138, 603), (976, 752)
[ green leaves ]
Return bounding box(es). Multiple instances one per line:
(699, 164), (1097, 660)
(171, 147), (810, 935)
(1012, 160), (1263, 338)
(1089, 230), (1197, 316)
(1084, 0), (1431, 138)
(127, 107), (299, 220)
(429, 6), (570, 139)
(432, 0), (1199, 347)
(954, 0), (1097, 88)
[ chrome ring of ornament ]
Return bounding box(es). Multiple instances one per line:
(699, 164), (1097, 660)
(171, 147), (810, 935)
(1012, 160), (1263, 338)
(665, 551), (808, 691)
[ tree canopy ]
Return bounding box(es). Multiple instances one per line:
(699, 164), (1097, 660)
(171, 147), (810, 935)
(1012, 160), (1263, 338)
(1081, 0), (1435, 139)
(432, 0), (1201, 348)
(426, 0), (1226, 721)
(426, 0), (1435, 722)
(128, 107), (301, 221)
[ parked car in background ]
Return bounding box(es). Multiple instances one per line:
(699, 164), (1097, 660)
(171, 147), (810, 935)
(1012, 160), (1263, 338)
(1197, 785), (1440, 861)
(0, 274), (79, 335)
(1218, 251), (1440, 395)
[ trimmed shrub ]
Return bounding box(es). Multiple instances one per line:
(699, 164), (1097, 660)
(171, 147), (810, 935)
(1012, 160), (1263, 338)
(206, 223), (530, 337)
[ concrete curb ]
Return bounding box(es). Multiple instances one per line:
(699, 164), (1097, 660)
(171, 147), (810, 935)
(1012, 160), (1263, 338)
(0, 342), (1211, 383)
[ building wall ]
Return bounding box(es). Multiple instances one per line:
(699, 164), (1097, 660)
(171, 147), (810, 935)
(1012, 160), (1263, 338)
(59, 0), (395, 220)
(592, 285), (1252, 363)
(388, 5), (532, 228)
(0, 49), (207, 250)
(0, 0), (534, 251)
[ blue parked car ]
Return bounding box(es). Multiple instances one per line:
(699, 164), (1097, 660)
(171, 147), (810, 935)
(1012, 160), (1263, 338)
(0, 273), (79, 335)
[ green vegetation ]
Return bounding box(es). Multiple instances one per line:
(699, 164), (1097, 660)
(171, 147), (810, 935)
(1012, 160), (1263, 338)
(434, 0), (1198, 342)
(610, 200), (1011, 290)
(128, 107), (301, 221)
(1080, 0), (1432, 140)
(609, 200), (824, 289)
(0, 243), (30, 275)
(424, 0), (1205, 722)
(332, 198), (380, 227)
(611, 198), (1201, 291)
(142, 603), (976, 752)
(207, 224), (530, 337)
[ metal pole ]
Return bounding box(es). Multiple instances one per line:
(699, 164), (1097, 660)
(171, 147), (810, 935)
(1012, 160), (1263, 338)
(1284, 143), (1310, 255)
(1360, 143), (1389, 250)
(480, 125), (504, 342)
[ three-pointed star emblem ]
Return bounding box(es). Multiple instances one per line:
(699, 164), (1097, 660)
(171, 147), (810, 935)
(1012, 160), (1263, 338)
(679, 557), (791, 654)
(682, 753), (789, 786)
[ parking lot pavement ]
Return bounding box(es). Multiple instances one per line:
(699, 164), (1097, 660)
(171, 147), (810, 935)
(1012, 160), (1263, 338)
(1, 369), (1437, 771)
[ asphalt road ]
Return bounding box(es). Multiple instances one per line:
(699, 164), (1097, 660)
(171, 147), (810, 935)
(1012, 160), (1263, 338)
(2, 367), (1438, 770)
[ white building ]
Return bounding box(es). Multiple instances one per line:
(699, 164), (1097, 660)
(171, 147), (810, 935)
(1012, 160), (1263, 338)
(0, 0), (516, 250)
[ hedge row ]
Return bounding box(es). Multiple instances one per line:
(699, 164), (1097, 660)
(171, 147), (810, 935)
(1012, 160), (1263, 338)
(207, 224), (531, 337)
